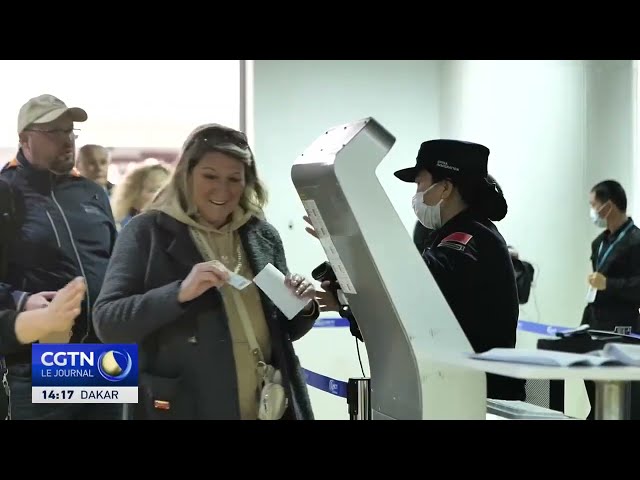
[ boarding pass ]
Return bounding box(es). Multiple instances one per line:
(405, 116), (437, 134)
(204, 260), (252, 290)
(227, 271), (252, 290)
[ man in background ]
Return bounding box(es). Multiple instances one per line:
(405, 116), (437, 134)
(0, 94), (118, 420)
(583, 180), (640, 332)
(583, 179), (640, 419)
(76, 144), (114, 196)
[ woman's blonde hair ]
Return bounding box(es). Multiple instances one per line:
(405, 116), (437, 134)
(149, 123), (268, 218)
(111, 163), (171, 223)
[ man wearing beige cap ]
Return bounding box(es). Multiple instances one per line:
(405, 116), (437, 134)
(0, 94), (119, 420)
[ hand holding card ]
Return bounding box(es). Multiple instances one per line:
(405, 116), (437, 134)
(204, 260), (252, 290)
(253, 264), (311, 319)
(178, 261), (230, 303)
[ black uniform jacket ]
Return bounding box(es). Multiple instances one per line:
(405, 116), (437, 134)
(343, 209), (526, 400)
(421, 210), (525, 400)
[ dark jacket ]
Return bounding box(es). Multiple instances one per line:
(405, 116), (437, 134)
(0, 151), (117, 359)
(92, 210), (317, 420)
(0, 309), (19, 355)
(336, 212), (525, 400)
(581, 218), (640, 332)
(413, 221), (435, 252)
(414, 221), (535, 305)
(424, 211), (526, 400)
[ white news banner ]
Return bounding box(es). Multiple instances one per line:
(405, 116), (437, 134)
(32, 386), (138, 403)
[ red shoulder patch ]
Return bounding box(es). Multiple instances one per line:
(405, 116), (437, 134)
(440, 232), (473, 245)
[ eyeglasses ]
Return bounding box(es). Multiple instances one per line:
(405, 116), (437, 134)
(25, 128), (80, 140)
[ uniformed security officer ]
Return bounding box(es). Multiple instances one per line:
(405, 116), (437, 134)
(313, 139), (526, 401)
(412, 175), (535, 306)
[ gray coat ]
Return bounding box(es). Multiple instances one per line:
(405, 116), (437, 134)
(92, 210), (317, 420)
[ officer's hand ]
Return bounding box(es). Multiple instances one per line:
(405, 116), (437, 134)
(316, 281), (340, 312)
(588, 272), (607, 291)
(303, 215), (319, 239)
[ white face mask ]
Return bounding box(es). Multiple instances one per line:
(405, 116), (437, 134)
(590, 207), (607, 229)
(591, 202), (611, 228)
(412, 183), (443, 230)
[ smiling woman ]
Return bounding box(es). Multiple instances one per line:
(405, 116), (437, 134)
(155, 124), (267, 225)
(92, 123), (321, 421)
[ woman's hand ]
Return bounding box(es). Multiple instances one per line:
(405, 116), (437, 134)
(178, 261), (230, 303)
(285, 273), (316, 301)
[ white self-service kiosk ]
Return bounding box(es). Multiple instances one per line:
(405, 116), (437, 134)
(291, 117), (487, 420)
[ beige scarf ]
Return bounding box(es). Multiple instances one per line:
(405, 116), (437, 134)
(154, 199), (272, 419)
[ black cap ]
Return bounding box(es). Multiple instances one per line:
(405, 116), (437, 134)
(396, 139), (508, 221)
(394, 139), (489, 183)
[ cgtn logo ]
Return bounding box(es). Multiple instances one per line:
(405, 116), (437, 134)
(98, 350), (133, 382)
(32, 344), (138, 404)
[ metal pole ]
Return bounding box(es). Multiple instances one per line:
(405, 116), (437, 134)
(239, 60), (255, 145)
(594, 380), (631, 420)
(239, 60), (247, 134)
(347, 378), (371, 420)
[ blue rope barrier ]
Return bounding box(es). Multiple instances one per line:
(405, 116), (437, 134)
(304, 318), (640, 398)
(304, 369), (349, 398)
(314, 317), (350, 328)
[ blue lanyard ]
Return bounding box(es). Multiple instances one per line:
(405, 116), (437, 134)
(596, 221), (634, 271)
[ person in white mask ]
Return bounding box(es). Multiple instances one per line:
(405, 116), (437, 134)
(310, 139), (526, 401)
(582, 179), (640, 419)
(394, 139), (525, 401)
(583, 179), (639, 332)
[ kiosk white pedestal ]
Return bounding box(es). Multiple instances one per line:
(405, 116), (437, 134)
(422, 351), (640, 420)
(291, 117), (488, 420)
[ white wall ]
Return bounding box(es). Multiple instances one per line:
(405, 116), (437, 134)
(0, 60), (241, 156)
(253, 60), (637, 420)
(586, 61), (635, 196)
(440, 60), (594, 417)
(635, 61), (640, 219)
(440, 62), (591, 328)
(253, 60), (442, 419)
